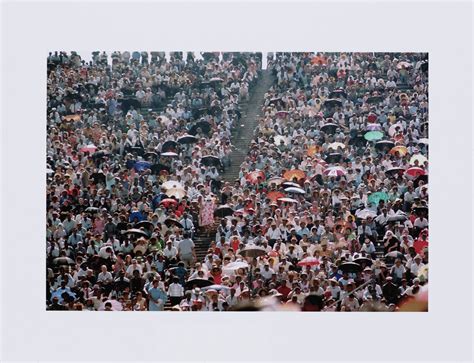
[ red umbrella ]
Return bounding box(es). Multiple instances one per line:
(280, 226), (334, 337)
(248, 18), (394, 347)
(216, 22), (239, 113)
(79, 144), (97, 153)
(267, 191), (285, 202)
(246, 170), (265, 184)
(160, 198), (178, 208)
(405, 167), (426, 178)
(268, 250), (280, 258)
(283, 169), (306, 181)
(323, 166), (347, 177)
(297, 257), (320, 267)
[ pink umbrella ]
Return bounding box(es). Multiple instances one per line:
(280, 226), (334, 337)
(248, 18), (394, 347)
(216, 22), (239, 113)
(297, 257), (320, 267)
(79, 144), (97, 153)
(366, 123), (382, 131)
(405, 167), (426, 178)
(323, 166), (347, 177)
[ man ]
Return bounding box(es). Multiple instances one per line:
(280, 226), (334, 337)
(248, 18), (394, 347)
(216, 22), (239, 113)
(178, 233), (196, 267)
(167, 277), (184, 306)
(180, 212), (195, 238)
(382, 276), (400, 304)
(148, 279), (167, 311)
(97, 265), (114, 294)
(226, 287), (239, 308)
(163, 240), (178, 260)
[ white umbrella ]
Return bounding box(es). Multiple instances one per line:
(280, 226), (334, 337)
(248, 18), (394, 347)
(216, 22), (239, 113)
(356, 209), (377, 219)
(278, 197), (298, 203)
(410, 154), (428, 166)
(417, 138), (429, 145)
(162, 181), (184, 190)
(166, 188), (186, 199)
(99, 300), (123, 311)
(284, 187), (305, 194)
(388, 123), (404, 137)
(161, 152), (179, 157)
(328, 142), (346, 151)
(222, 261), (249, 275)
(274, 135), (290, 145)
(323, 166), (347, 177)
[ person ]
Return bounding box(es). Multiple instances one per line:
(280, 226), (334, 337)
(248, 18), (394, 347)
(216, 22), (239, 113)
(147, 279), (168, 311)
(167, 277), (185, 306)
(177, 234), (196, 267)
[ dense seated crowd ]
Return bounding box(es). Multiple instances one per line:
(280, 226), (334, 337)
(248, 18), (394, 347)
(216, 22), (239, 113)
(46, 51), (428, 312)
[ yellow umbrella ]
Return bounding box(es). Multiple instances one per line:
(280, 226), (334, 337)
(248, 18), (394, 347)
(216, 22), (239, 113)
(389, 146), (408, 156)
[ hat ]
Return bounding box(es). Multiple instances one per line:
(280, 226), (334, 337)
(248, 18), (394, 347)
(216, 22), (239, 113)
(414, 254), (422, 260)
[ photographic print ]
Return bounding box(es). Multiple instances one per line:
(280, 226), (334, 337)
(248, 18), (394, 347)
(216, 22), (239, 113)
(46, 51), (428, 312)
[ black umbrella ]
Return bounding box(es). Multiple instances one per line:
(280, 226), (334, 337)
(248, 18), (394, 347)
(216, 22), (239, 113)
(135, 221), (154, 230)
(177, 134), (198, 144)
(353, 257), (373, 266)
(151, 163), (171, 175)
(320, 123), (339, 134)
(119, 97), (141, 113)
(384, 251), (405, 260)
(189, 120), (211, 136)
(366, 95), (384, 104)
(53, 256), (75, 266)
(385, 167), (404, 177)
(122, 228), (149, 237)
(375, 140), (395, 152)
(349, 134), (367, 148)
(214, 205), (234, 218)
(239, 246), (267, 258)
(324, 153), (343, 164)
(161, 140), (178, 153)
(185, 278), (213, 289)
(85, 207), (100, 213)
(164, 218), (183, 228)
(387, 213), (408, 223)
(268, 97), (282, 105)
(144, 151), (158, 161)
(339, 262), (362, 273)
(324, 98), (343, 108)
(200, 155), (222, 167)
(413, 205), (428, 215)
(329, 89), (347, 99)
(414, 174), (428, 186)
(129, 146), (144, 156)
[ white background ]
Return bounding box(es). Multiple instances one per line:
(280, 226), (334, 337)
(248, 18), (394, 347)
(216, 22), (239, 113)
(0, 0), (472, 362)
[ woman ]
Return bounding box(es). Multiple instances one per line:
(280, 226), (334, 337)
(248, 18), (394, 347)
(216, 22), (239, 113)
(199, 196), (215, 236)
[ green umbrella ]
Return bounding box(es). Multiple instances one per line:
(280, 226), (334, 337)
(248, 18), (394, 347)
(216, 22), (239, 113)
(364, 131), (384, 141)
(368, 192), (389, 205)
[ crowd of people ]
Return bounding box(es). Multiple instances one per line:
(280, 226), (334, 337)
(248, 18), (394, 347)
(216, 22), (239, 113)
(46, 51), (428, 312)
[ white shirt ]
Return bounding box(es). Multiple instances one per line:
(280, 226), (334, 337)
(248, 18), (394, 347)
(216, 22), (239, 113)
(168, 283), (184, 297)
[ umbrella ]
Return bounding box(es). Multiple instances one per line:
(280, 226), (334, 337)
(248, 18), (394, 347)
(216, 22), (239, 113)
(284, 187), (305, 194)
(320, 123), (339, 134)
(52, 256), (75, 266)
(162, 181), (184, 190)
(277, 197), (298, 204)
(189, 120), (211, 135)
(283, 169), (306, 181)
(364, 131), (384, 141)
(214, 205), (234, 218)
(366, 124), (382, 131)
(99, 300), (123, 311)
(324, 98), (343, 108)
(349, 134), (367, 148)
(355, 209), (377, 219)
(268, 97), (282, 105)
(353, 257), (373, 266)
(307, 145), (322, 157)
(323, 166), (347, 177)
(134, 161), (151, 172)
(324, 153), (343, 164)
(329, 89), (347, 99)
(151, 163), (171, 175)
(143, 151), (158, 160)
(161, 152), (179, 158)
(405, 167), (426, 178)
(328, 142), (346, 151)
(63, 114), (81, 122)
(85, 207), (100, 213)
(387, 212), (408, 223)
(164, 218), (183, 228)
(274, 135), (290, 145)
(267, 177), (285, 186)
(46, 168), (54, 174)
(311, 55), (327, 65)
(375, 140), (395, 152)
(397, 61), (412, 69)
(222, 261), (249, 274)
(385, 167), (405, 177)
(239, 246), (267, 258)
(410, 154), (428, 166)
(413, 205), (428, 215)
(177, 134), (198, 144)
(297, 257), (320, 267)
(384, 251), (405, 260)
(366, 95), (384, 104)
(414, 175), (429, 187)
(417, 138), (428, 146)
(267, 191), (285, 202)
(276, 110), (289, 118)
(122, 228), (149, 237)
(368, 192), (389, 206)
(282, 181), (301, 188)
(389, 146), (408, 156)
(200, 155), (222, 167)
(79, 144), (97, 153)
(135, 221), (154, 230)
(161, 140), (178, 153)
(246, 170), (266, 184)
(201, 284), (231, 292)
(185, 278), (213, 289)
(160, 198), (179, 208)
(388, 123), (404, 137)
(166, 188), (187, 199)
(209, 77), (224, 83)
(339, 262), (362, 273)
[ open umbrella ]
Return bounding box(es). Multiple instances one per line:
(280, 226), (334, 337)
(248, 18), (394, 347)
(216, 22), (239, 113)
(385, 167), (405, 177)
(177, 134), (198, 144)
(201, 284), (231, 292)
(389, 146), (408, 156)
(161, 140), (178, 153)
(214, 205), (234, 218)
(185, 278), (213, 289)
(162, 181), (184, 190)
(405, 167), (426, 178)
(387, 212), (408, 223)
(282, 181), (301, 188)
(134, 161), (151, 172)
(276, 110), (289, 118)
(417, 138), (429, 146)
(200, 155), (222, 167)
(366, 95), (384, 104)
(166, 188), (186, 199)
(161, 152), (179, 158)
(364, 131), (384, 141)
(396, 61), (412, 69)
(278, 197), (298, 204)
(375, 140), (395, 152)
(209, 77), (224, 83)
(246, 170), (266, 184)
(349, 134), (367, 148)
(283, 169), (306, 181)
(329, 88), (347, 99)
(297, 257), (320, 267)
(160, 198), (179, 208)
(324, 153), (343, 164)
(353, 257), (373, 266)
(366, 124), (382, 132)
(99, 300), (123, 311)
(53, 256), (75, 266)
(355, 209), (377, 219)
(267, 191), (285, 202)
(85, 207), (100, 213)
(414, 175), (428, 187)
(135, 221), (154, 230)
(267, 177), (286, 186)
(164, 218), (183, 228)
(323, 166), (347, 177)
(189, 120), (211, 135)
(324, 98), (343, 108)
(122, 228), (149, 238)
(384, 251), (405, 260)
(339, 262), (362, 273)
(239, 246), (267, 258)
(274, 135), (290, 145)
(151, 163), (171, 175)
(320, 123), (339, 134)
(328, 142), (346, 151)
(79, 144), (97, 153)
(284, 187), (305, 195)
(143, 151), (158, 161)
(307, 145), (322, 157)
(311, 55), (327, 65)
(63, 114), (81, 122)
(222, 261), (249, 275)
(388, 123), (404, 137)
(367, 192), (389, 205)
(409, 154), (428, 166)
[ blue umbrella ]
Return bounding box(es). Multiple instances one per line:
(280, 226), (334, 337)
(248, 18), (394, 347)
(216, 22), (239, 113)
(364, 131), (384, 141)
(134, 161), (151, 172)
